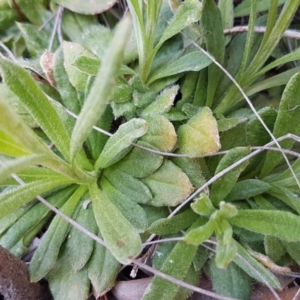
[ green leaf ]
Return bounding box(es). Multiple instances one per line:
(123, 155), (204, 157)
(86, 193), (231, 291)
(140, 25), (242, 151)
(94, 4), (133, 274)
(0, 129), (30, 157)
(201, 0), (225, 107)
(114, 143), (163, 178)
(89, 182), (142, 264)
(63, 42), (98, 91)
(210, 147), (251, 206)
(154, 0), (202, 53)
(103, 167), (152, 204)
(140, 115), (177, 152)
(53, 47), (81, 114)
(0, 155), (48, 184)
(142, 160), (193, 206)
(267, 185), (300, 215)
(95, 118), (148, 169)
(17, 22), (54, 57)
(147, 52), (212, 84)
(178, 107), (220, 158)
(29, 185), (87, 281)
(261, 72), (300, 177)
(233, 240), (281, 288)
(191, 193), (216, 216)
(0, 186), (76, 257)
(225, 179), (271, 202)
(234, 0), (286, 17)
(0, 95), (52, 155)
(230, 209), (300, 242)
(88, 235), (120, 298)
(210, 260), (251, 299)
(215, 220), (237, 268)
(141, 85), (178, 116)
(0, 58), (71, 162)
(0, 1), (17, 29)
(142, 242), (197, 300)
(62, 10), (112, 60)
(171, 156), (207, 189)
(67, 205), (97, 271)
(282, 240), (300, 265)
(53, 0), (117, 15)
(264, 236), (286, 263)
(184, 219), (215, 245)
(147, 208), (199, 235)
(0, 177), (74, 220)
(257, 48), (300, 78)
(101, 177), (148, 232)
(47, 238), (90, 300)
(70, 15), (132, 160)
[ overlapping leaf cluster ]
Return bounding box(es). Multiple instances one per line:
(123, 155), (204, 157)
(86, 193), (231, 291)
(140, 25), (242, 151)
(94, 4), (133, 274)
(1, 0), (300, 299)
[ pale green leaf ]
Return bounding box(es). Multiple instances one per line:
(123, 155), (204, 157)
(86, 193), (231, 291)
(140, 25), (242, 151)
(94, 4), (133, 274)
(101, 177), (148, 232)
(53, 0), (117, 14)
(147, 208), (198, 235)
(67, 205), (97, 271)
(0, 58), (71, 161)
(154, 0), (202, 52)
(0, 177), (74, 220)
(0, 186), (76, 257)
(29, 185), (87, 281)
(89, 182), (142, 264)
(0, 129), (30, 157)
(103, 167), (152, 204)
(230, 210), (300, 242)
(184, 219), (215, 245)
(141, 85), (178, 116)
(63, 42), (98, 90)
(191, 193), (215, 216)
(147, 52), (212, 84)
(142, 160), (193, 206)
(0, 154), (47, 184)
(95, 118), (148, 169)
(88, 235), (120, 298)
(115, 143), (163, 178)
(178, 107), (220, 157)
(47, 238), (90, 300)
(17, 23), (52, 57)
(53, 47), (81, 114)
(140, 115), (177, 152)
(70, 15), (132, 160)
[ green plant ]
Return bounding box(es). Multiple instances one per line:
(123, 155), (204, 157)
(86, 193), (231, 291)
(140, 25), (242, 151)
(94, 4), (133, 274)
(1, 0), (300, 299)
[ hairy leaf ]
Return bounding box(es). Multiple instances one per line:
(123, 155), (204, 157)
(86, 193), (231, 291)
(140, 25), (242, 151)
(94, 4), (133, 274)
(95, 118), (148, 169)
(142, 160), (193, 206)
(29, 185), (87, 281)
(89, 182), (142, 264)
(178, 107), (220, 158)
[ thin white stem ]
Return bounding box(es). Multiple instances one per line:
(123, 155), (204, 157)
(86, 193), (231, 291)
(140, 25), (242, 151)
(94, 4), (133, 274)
(48, 6), (63, 52)
(142, 237), (184, 246)
(224, 26), (300, 40)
